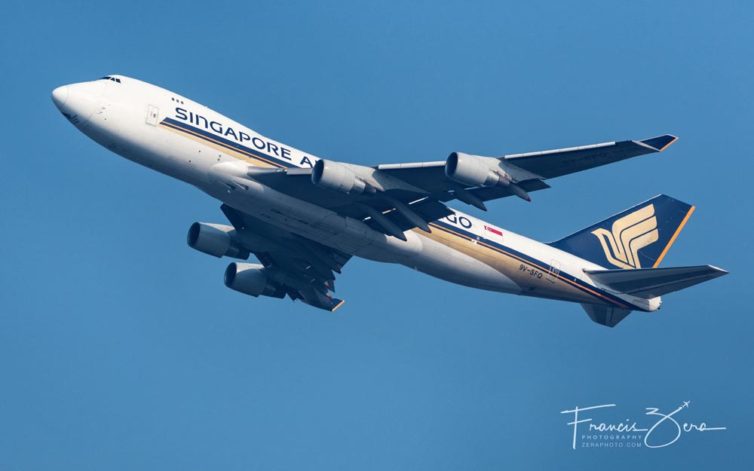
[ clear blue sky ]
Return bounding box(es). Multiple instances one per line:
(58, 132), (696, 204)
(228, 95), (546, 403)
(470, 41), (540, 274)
(1, 1), (752, 469)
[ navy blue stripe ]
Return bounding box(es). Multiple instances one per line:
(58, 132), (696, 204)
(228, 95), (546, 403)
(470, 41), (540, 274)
(432, 220), (638, 310)
(161, 117), (297, 168)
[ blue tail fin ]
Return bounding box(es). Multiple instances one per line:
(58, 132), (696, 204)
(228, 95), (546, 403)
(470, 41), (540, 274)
(550, 195), (695, 269)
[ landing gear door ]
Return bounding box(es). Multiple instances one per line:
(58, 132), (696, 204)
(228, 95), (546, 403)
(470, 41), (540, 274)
(146, 105), (159, 126)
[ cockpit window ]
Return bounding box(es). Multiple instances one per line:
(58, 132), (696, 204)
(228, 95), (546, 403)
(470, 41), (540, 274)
(99, 76), (121, 83)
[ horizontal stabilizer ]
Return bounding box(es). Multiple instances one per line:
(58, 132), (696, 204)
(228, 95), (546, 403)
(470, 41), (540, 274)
(585, 265), (728, 298)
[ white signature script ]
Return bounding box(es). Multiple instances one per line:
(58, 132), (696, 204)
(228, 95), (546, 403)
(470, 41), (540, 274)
(560, 401), (726, 449)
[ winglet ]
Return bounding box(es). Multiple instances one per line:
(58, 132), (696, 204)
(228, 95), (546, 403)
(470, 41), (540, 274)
(640, 134), (678, 152)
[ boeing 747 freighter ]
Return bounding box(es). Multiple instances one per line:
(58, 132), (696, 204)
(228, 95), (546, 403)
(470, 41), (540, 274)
(52, 75), (727, 326)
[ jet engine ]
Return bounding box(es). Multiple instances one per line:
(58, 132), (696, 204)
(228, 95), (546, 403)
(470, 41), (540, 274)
(224, 262), (284, 298)
(445, 152), (531, 201)
(444, 152), (510, 187)
(187, 222), (249, 259)
(311, 159), (369, 194)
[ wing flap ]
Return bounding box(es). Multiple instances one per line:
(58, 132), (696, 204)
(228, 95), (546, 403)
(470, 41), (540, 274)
(363, 197), (453, 233)
(448, 178), (551, 203)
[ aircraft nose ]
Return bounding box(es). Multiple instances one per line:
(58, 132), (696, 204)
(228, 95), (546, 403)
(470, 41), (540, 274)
(51, 85), (69, 109)
(51, 81), (104, 127)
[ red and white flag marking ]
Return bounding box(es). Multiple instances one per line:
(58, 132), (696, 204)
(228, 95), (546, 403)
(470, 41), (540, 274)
(484, 225), (503, 237)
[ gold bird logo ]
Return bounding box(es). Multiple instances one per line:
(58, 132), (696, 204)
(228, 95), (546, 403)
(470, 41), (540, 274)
(591, 204), (659, 269)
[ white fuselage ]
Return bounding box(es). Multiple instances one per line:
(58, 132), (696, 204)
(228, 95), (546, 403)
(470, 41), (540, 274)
(52, 75), (659, 312)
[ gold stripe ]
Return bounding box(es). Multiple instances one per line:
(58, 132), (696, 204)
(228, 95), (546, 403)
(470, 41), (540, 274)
(474, 238), (622, 306)
(428, 222), (473, 241)
(160, 121), (283, 168)
(653, 205), (695, 267)
(427, 222), (629, 308)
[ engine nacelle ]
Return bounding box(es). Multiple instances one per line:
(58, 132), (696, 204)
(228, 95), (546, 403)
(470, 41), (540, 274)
(312, 159), (368, 194)
(445, 152), (510, 188)
(187, 222), (249, 259)
(224, 263), (284, 298)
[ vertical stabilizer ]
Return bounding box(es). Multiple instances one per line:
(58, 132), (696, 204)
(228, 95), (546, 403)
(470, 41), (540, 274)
(550, 195), (694, 269)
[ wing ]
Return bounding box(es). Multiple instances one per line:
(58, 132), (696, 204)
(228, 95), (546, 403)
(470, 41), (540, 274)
(501, 134), (677, 179)
(221, 204), (351, 311)
(377, 134), (677, 201)
(248, 168), (454, 241)
(242, 134), (676, 239)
